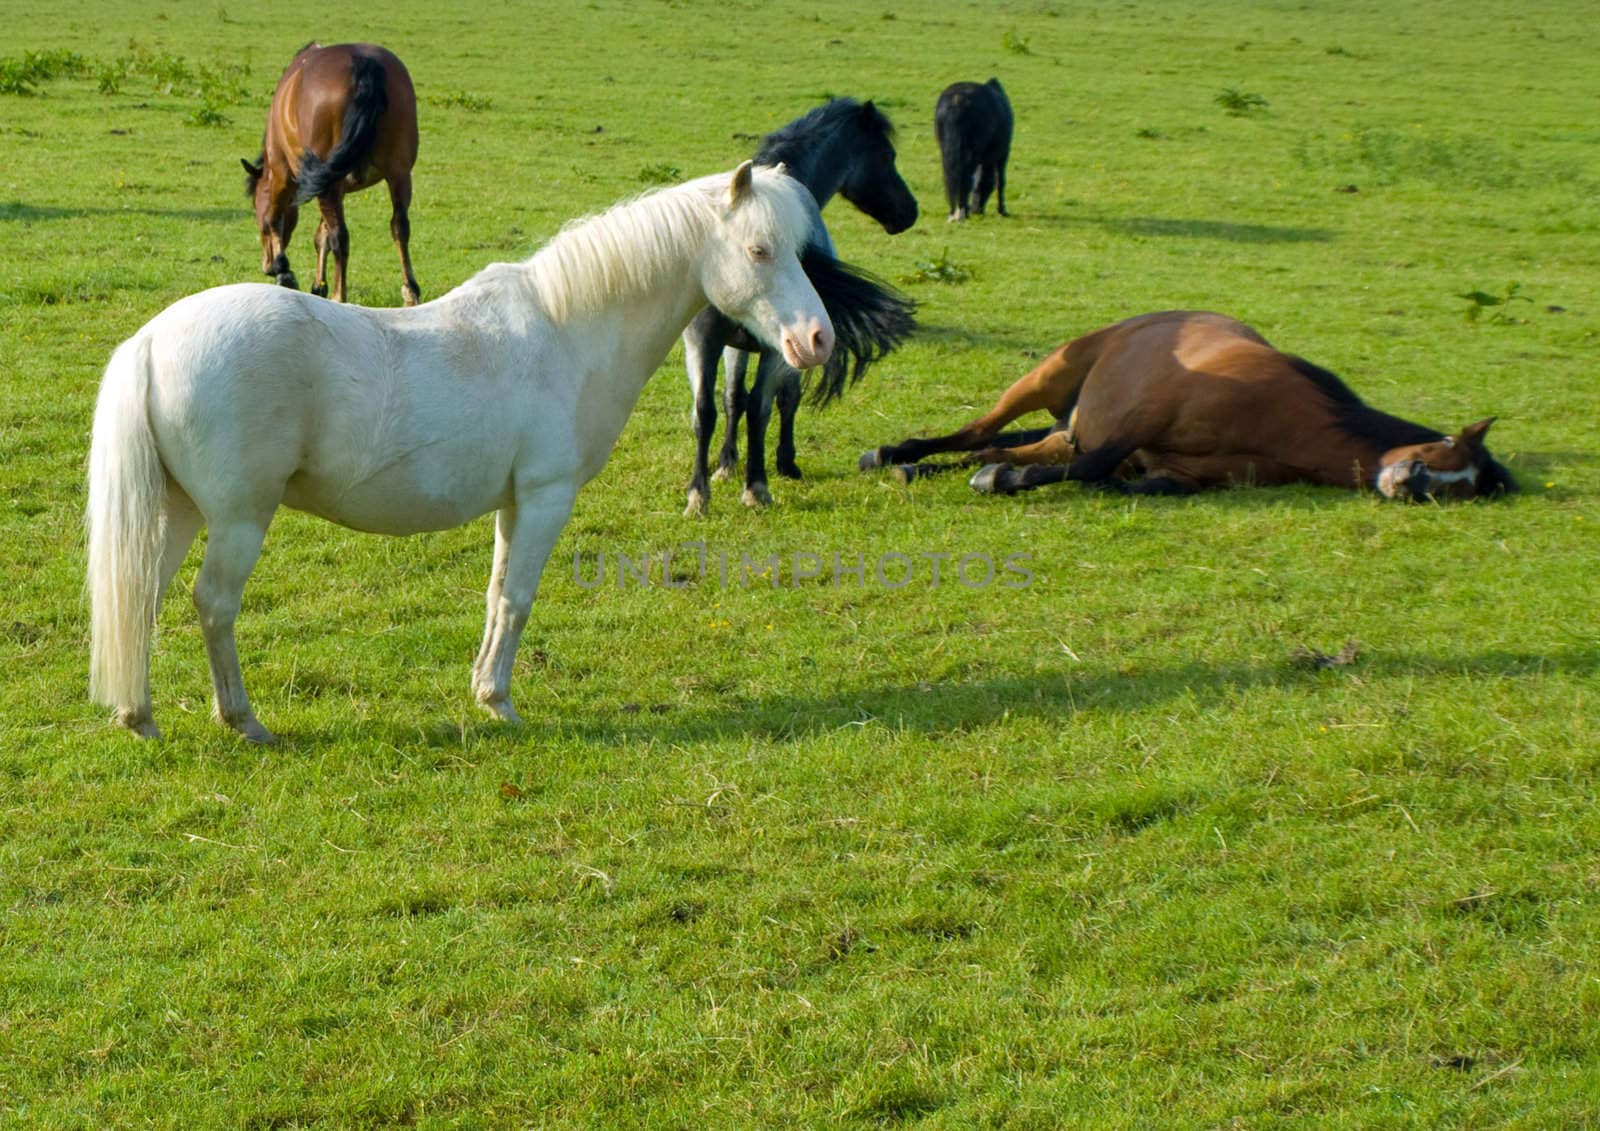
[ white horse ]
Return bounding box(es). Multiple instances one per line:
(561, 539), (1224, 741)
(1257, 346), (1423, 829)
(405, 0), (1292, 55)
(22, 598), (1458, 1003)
(87, 161), (834, 740)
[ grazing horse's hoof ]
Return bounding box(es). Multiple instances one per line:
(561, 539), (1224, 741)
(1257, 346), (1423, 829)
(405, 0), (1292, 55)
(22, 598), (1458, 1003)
(711, 464), (734, 483)
(274, 271), (299, 290)
(969, 463), (1017, 495)
(219, 711), (276, 744)
(742, 483), (773, 508)
(684, 488), (709, 518)
(858, 448), (885, 471)
(402, 284), (422, 307)
(776, 459), (802, 481)
(310, 282), (329, 299)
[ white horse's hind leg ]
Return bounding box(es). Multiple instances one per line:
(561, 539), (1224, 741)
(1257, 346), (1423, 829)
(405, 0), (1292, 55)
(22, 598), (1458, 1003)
(472, 484), (578, 723)
(192, 517), (275, 743)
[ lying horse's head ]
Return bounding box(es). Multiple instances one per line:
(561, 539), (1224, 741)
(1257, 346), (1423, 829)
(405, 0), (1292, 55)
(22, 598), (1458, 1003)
(1375, 417), (1517, 500)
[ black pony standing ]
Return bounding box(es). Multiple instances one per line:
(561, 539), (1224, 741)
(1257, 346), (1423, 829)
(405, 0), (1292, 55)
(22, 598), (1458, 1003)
(935, 78), (1013, 222)
(683, 98), (918, 515)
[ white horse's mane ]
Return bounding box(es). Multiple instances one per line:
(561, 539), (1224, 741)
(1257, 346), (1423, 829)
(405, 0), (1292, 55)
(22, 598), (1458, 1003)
(519, 167), (815, 323)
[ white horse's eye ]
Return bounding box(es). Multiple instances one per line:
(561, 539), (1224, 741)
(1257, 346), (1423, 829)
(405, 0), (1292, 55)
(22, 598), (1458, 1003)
(748, 245), (773, 262)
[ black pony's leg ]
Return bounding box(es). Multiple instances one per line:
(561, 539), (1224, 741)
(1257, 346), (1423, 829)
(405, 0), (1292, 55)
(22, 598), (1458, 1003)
(971, 162), (995, 215)
(774, 367), (803, 480)
(741, 351), (779, 506)
(716, 348), (749, 481)
(683, 313), (724, 517)
(994, 155), (1009, 217)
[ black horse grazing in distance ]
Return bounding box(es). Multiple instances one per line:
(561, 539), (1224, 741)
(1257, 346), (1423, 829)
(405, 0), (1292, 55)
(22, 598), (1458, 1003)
(935, 78), (1013, 222)
(683, 98), (919, 516)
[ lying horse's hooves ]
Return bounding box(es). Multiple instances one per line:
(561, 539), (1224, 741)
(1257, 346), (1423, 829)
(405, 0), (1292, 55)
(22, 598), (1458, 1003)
(858, 448), (886, 471)
(891, 464), (920, 486)
(969, 463), (1017, 495)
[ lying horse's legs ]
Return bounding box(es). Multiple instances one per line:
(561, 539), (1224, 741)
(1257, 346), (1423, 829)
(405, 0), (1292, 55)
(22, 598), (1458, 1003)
(774, 368), (803, 480)
(741, 352), (781, 506)
(388, 173), (421, 306)
(715, 348), (749, 482)
(683, 315), (723, 517)
(472, 483), (578, 724)
(861, 345), (1076, 470)
(971, 437), (1146, 496)
(192, 515), (275, 742)
(891, 426), (1056, 483)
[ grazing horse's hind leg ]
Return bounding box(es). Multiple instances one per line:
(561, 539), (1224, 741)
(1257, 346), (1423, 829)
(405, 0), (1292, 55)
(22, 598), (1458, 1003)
(192, 516), (275, 742)
(388, 173), (421, 306)
(312, 193), (349, 301)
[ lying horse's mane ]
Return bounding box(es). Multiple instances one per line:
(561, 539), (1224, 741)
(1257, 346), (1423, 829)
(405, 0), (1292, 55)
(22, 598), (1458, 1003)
(1286, 355), (1443, 450)
(754, 98), (896, 166)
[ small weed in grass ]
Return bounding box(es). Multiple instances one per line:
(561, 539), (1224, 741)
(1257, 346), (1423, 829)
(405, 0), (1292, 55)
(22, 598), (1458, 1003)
(184, 101), (229, 127)
(428, 89), (493, 112)
(1215, 87), (1269, 115)
(638, 161), (683, 184)
(1457, 281), (1533, 324)
(1002, 29), (1032, 55)
(900, 248), (972, 285)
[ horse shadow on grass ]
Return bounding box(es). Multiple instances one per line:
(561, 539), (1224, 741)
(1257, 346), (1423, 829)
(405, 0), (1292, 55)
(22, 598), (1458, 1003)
(1023, 210), (1338, 245)
(344, 644), (1598, 754)
(0, 201), (240, 223)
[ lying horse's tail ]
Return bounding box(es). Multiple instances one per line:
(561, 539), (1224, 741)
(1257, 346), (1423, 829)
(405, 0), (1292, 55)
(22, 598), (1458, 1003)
(799, 247), (918, 406)
(294, 53), (389, 205)
(86, 335), (165, 730)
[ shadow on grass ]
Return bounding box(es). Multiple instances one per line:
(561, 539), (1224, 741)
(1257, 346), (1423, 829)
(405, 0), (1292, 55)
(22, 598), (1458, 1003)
(342, 644), (1599, 753)
(1025, 210), (1338, 244)
(0, 200), (239, 223)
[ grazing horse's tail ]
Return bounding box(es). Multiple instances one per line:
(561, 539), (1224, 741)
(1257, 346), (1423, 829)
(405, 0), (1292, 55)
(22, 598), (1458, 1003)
(86, 336), (166, 727)
(294, 53), (389, 205)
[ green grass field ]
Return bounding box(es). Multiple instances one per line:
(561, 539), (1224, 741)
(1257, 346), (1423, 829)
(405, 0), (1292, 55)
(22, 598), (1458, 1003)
(2, 0), (1597, 1125)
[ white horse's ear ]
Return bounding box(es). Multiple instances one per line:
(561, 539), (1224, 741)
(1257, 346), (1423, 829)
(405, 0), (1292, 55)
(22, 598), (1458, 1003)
(729, 159), (755, 206)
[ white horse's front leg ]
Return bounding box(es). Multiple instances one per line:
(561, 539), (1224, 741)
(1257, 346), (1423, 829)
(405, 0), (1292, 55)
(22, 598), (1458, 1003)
(472, 484), (577, 723)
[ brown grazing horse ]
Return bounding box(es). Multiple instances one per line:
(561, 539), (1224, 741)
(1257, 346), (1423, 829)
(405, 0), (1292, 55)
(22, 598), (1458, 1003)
(861, 311), (1517, 500)
(241, 42), (420, 305)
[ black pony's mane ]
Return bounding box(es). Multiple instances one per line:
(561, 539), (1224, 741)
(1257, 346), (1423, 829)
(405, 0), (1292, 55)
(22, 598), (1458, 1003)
(799, 245), (916, 407)
(754, 97), (895, 166)
(1285, 355), (1442, 449)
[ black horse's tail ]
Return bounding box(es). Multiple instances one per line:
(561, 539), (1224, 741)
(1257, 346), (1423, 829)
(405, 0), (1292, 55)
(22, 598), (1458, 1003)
(800, 246), (918, 407)
(294, 53), (388, 205)
(934, 106), (969, 214)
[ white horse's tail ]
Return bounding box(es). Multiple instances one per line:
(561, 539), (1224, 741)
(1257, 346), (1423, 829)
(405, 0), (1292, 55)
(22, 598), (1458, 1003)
(86, 334), (165, 723)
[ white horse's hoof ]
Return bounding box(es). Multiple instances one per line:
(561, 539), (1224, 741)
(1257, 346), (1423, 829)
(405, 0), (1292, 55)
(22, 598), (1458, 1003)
(115, 709), (161, 740)
(479, 696), (524, 725)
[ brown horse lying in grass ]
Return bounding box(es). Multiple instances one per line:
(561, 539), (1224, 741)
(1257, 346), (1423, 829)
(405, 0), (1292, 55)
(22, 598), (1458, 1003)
(241, 42), (420, 305)
(861, 311), (1517, 500)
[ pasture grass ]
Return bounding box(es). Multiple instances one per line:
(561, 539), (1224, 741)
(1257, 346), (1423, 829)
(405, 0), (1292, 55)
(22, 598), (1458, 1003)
(2, 0), (1597, 1124)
